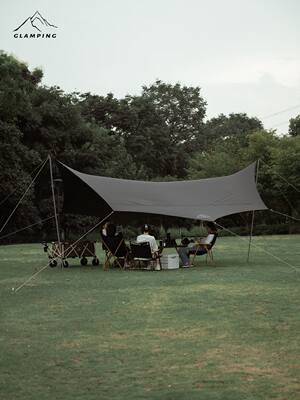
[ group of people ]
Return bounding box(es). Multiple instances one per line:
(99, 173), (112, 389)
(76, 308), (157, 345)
(101, 222), (160, 269)
(101, 220), (218, 270)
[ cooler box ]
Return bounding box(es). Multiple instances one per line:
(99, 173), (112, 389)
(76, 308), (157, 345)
(161, 254), (179, 270)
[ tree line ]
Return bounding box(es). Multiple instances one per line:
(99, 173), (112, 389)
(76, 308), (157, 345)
(0, 51), (299, 242)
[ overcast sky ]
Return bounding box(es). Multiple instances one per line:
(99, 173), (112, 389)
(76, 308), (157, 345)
(1, 0), (300, 134)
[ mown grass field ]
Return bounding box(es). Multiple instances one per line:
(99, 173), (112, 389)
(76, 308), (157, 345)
(0, 235), (300, 400)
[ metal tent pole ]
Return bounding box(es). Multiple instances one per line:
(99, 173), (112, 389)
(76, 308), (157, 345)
(247, 160), (260, 263)
(49, 155), (64, 268)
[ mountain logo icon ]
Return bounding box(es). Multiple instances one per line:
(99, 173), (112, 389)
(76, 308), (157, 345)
(14, 11), (58, 32)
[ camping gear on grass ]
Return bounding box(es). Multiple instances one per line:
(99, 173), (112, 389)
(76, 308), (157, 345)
(46, 240), (99, 267)
(161, 254), (179, 270)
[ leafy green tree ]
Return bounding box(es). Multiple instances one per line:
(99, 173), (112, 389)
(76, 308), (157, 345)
(80, 80), (207, 179)
(0, 51), (138, 240)
(141, 80), (207, 148)
(244, 131), (300, 225)
(120, 95), (180, 178)
(205, 113), (263, 146)
(270, 136), (300, 226)
(134, 80), (207, 178)
(288, 115), (300, 136)
(0, 121), (41, 237)
(244, 131), (282, 220)
(0, 52), (43, 238)
(188, 130), (284, 228)
(79, 92), (132, 133)
(0, 51), (43, 123)
(188, 139), (244, 179)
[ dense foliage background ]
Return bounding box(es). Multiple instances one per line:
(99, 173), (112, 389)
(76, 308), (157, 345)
(0, 51), (299, 242)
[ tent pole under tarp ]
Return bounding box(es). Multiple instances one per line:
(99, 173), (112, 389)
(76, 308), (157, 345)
(247, 160), (260, 262)
(49, 155), (64, 269)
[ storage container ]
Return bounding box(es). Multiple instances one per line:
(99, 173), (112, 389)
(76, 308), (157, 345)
(161, 253), (179, 269)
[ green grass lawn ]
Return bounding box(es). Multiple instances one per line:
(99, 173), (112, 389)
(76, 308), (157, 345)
(0, 235), (300, 400)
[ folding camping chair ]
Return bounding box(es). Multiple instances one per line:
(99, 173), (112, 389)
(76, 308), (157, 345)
(130, 241), (162, 270)
(101, 233), (129, 270)
(190, 233), (218, 265)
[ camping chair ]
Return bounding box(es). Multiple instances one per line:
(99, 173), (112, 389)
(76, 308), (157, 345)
(101, 233), (129, 270)
(130, 241), (162, 270)
(190, 233), (218, 265)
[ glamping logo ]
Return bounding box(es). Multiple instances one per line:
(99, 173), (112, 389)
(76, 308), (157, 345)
(13, 11), (58, 39)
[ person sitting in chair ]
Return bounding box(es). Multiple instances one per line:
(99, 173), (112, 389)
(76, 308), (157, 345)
(101, 221), (118, 250)
(136, 224), (160, 270)
(178, 222), (218, 268)
(101, 222), (129, 268)
(101, 221), (110, 237)
(102, 222), (121, 237)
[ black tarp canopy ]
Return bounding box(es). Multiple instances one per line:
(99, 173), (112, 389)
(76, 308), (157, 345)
(58, 161), (267, 222)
